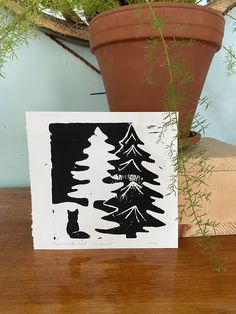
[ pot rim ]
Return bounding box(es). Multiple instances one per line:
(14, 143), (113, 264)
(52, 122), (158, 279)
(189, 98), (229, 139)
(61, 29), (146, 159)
(89, 1), (225, 53)
(90, 2), (225, 26)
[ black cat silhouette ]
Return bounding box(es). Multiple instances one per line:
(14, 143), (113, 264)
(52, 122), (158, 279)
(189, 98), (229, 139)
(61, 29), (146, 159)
(66, 209), (90, 239)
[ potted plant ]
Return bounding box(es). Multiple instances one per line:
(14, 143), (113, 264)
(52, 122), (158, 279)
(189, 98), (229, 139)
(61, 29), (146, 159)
(0, 1), (231, 146)
(89, 1), (225, 146)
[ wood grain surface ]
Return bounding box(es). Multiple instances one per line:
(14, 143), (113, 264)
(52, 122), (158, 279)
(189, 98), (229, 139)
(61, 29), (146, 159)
(0, 188), (236, 314)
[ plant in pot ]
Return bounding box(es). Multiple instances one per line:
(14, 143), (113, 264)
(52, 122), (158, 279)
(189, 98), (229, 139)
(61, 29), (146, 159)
(0, 1), (233, 144)
(88, 0), (225, 147)
(0, 0), (235, 270)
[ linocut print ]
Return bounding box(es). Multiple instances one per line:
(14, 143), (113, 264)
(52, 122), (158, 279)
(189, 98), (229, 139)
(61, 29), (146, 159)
(26, 112), (178, 249)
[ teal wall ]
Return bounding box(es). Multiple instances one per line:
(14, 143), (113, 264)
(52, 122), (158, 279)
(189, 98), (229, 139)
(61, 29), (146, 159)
(0, 9), (235, 188)
(198, 9), (236, 144)
(0, 34), (108, 188)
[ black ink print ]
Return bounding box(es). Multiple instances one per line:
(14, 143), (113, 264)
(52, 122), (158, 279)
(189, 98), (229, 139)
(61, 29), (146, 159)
(66, 209), (90, 239)
(50, 122), (165, 241)
(95, 124), (165, 238)
(69, 127), (119, 205)
(50, 123), (129, 241)
(147, 125), (158, 134)
(147, 125), (157, 129)
(49, 123), (129, 205)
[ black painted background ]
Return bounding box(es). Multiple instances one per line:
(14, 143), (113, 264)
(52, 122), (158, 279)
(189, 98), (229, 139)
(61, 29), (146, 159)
(49, 123), (130, 205)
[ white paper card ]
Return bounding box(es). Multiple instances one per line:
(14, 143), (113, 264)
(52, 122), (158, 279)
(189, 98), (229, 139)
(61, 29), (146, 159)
(26, 112), (178, 249)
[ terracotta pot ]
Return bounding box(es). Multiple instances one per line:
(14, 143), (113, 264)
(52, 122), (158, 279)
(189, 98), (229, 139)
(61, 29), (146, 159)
(89, 3), (224, 141)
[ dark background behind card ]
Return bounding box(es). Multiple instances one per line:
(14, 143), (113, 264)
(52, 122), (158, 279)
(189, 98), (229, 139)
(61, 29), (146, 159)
(49, 123), (129, 205)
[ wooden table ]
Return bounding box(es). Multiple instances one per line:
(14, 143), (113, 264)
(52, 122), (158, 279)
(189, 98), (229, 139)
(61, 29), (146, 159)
(0, 188), (236, 313)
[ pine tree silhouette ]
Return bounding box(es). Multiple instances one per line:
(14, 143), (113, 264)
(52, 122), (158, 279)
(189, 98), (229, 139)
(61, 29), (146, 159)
(95, 124), (165, 238)
(69, 127), (120, 237)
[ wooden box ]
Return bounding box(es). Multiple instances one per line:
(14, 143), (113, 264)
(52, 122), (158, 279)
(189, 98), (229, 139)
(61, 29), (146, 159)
(179, 137), (236, 237)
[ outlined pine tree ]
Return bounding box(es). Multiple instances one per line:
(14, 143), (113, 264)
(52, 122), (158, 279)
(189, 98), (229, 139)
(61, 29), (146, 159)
(95, 124), (165, 238)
